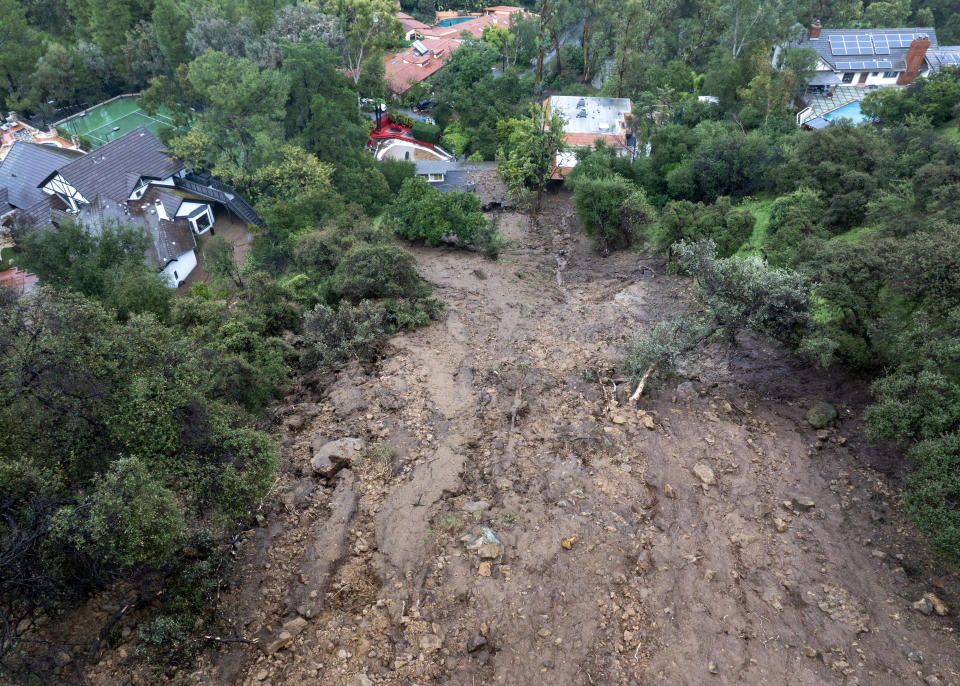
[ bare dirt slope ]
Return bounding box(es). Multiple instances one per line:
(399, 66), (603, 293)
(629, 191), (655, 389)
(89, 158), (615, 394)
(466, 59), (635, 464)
(165, 193), (958, 686)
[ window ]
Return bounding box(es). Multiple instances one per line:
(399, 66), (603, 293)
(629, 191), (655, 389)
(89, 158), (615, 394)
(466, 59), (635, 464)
(871, 72), (879, 76)
(427, 173), (444, 182)
(174, 270), (178, 279)
(883, 71), (899, 78)
(404, 151), (410, 160)
(842, 72), (854, 83)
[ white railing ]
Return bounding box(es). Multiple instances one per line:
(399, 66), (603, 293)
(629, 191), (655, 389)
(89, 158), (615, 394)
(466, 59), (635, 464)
(796, 106), (812, 125)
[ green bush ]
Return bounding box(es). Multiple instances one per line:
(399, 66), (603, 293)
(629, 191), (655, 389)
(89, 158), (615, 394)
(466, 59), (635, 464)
(387, 176), (486, 246)
(654, 197), (756, 258)
(331, 243), (423, 301)
(379, 158), (416, 193)
(411, 121), (441, 144)
(902, 435), (960, 565)
(570, 174), (656, 254)
(301, 300), (392, 369)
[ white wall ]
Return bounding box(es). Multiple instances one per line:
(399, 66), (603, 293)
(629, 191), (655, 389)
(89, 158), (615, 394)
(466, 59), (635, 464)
(375, 139), (452, 162)
(161, 248), (197, 287)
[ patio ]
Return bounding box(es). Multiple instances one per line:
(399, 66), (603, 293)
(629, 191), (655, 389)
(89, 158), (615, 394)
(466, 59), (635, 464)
(177, 207), (255, 292)
(800, 85), (874, 123)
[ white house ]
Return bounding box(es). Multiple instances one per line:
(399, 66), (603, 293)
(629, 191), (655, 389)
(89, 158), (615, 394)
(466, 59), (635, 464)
(4, 127), (264, 287)
(782, 22), (960, 89)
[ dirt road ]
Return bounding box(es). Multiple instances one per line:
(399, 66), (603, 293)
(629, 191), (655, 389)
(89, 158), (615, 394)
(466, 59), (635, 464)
(184, 193), (960, 686)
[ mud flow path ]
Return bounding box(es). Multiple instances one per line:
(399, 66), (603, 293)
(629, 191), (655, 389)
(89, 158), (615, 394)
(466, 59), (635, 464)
(199, 194), (958, 686)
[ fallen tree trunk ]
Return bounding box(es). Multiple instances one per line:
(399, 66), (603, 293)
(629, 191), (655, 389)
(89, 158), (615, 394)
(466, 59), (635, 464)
(629, 363), (657, 404)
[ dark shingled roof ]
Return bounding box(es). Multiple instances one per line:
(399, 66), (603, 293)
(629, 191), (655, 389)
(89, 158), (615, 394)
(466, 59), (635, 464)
(414, 160), (510, 208)
(77, 194), (196, 268)
(51, 127), (184, 203)
(0, 188), (11, 216)
(0, 142), (80, 209)
(796, 27), (938, 72)
(140, 185), (183, 219)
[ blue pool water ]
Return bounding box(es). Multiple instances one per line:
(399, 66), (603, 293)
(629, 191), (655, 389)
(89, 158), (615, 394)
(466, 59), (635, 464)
(437, 16), (474, 26)
(822, 100), (868, 124)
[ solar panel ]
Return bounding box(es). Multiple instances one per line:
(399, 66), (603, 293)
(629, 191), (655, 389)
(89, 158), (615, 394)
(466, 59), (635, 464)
(872, 35), (891, 54)
(834, 59), (894, 70)
(829, 34), (875, 56)
(940, 52), (960, 65)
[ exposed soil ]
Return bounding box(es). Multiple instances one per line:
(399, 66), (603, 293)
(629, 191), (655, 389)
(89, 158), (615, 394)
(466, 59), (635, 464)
(84, 191), (958, 685)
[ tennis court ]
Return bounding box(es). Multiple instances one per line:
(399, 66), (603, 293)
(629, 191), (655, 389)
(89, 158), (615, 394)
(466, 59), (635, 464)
(57, 96), (182, 148)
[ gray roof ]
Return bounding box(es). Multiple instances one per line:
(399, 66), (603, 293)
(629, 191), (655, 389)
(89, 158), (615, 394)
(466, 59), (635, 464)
(141, 185), (183, 218)
(50, 127), (184, 203)
(0, 188), (11, 216)
(77, 194), (196, 267)
(804, 116), (832, 129)
(414, 160), (509, 208)
(0, 143), (79, 209)
(797, 27), (939, 72)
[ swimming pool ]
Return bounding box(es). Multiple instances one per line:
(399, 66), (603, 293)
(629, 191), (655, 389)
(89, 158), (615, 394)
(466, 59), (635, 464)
(822, 100), (869, 125)
(436, 16), (474, 26)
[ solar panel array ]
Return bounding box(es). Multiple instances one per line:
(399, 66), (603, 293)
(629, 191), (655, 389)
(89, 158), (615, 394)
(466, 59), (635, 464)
(828, 34), (874, 55)
(938, 52), (960, 65)
(834, 60), (894, 70)
(828, 32), (923, 56)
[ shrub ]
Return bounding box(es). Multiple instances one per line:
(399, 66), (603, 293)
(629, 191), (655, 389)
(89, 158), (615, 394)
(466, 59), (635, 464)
(902, 435), (960, 565)
(474, 218), (509, 259)
(301, 300), (392, 369)
(411, 121), (442, 144)
(570, 175), (655, 253)
(387, 177), (486, 246)
(379, 158), (416, 193)
(331, 243), (423, 301)
(654, 197), (755, 258)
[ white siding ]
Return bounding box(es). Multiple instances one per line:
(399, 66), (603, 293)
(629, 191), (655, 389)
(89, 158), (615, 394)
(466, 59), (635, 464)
(161, 248), (197, 287)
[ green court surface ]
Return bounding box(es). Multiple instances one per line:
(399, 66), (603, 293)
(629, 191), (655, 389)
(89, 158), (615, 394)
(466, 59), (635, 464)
(58, 97), (181, 148)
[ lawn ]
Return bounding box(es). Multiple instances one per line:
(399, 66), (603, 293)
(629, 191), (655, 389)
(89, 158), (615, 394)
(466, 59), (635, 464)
(735, 196), (775, 256)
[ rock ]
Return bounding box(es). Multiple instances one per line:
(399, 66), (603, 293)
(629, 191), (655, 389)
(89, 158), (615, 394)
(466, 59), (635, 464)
(611, 414), (627, 425)
(753, 503), (771, 517)
(264, 630), (293, 655)
(676, 381), (698, 401)
(704, 569), (717, 581)
(282, 616), (308, 636)
(311, 437), (365, 478)
(477, 543), (500, 559)
(773, 517), (788, 533)
(254, 669), (270, 681)
(638, 412), (656, 430)
(693, 463), (715, 488)
(462, 501), (490, 513)
(419, 634), (442, 652)
(467, 635), (487, 652)
(478, 561), (492, 577)
(907, 650), (924, 663)
(924, 592), (949, 616)
(52, 650), (72, 667)
(708, 661), (719, 674)
(285, 413), (306, 431)
(871, 550), (887, 559)
(924, 675), (943, 686)
(537, 628), (552, 638)
(349, 675), (373, 686)
(806, 402), (838, 428)
(663, 484), (678, 499)
(913, 597), (934, 615)
(791, 497), (816, 511)
(561, 535), (578, 550)
(281, 478), (316, 510)
(802, 647), (818, 658)
(730, 532), (759, 547)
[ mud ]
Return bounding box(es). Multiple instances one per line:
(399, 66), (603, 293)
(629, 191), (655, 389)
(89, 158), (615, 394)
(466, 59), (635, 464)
(82, 191), (959, 686)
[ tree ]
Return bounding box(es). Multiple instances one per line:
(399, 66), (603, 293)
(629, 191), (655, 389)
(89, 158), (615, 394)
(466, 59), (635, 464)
(674, 239), (812, 345)
(863, 0), (911, 26)
(16, 221), (174, 321)
(331, 243), (423, 301)
(179, 51), (290, 169)
(152, 0), (192, 67)
(497, 104), (568, 211)
(319, 0), (402, 89)
(204, 236), (243, 287)
(570, 174), (654, 253)
(0, 0), (43, 111)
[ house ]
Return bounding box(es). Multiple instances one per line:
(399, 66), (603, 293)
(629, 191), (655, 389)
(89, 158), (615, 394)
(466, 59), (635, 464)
(483, 6), (528, 19)
(3, 127), (264, 287)
(785, 22), (960, 88)
(0, 115), (80, 159)
(397, 11), (431, 40)
(414, 159), (510, 209)
(0, 143), (83, 223)
(543, 96), (634, 176)
(384, 37), (461, 95)
(367, 113), (454, 162)
(419, 14), (501, 40)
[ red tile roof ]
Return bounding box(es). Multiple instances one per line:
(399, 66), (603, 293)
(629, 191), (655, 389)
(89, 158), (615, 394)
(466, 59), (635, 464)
(384, 37), (461, 94)
(397, 11), (430, 32)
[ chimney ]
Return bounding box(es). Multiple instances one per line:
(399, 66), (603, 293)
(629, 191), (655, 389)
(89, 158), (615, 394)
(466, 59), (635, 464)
(808, 20), (822, 39)
(898, 34), (931, 85)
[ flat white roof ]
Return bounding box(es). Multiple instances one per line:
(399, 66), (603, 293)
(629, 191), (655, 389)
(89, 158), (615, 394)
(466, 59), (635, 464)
(548, 95), (632, 136)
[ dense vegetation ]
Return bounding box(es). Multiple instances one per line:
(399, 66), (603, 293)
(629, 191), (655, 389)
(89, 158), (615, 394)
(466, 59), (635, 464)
(3, 0), (960, 678)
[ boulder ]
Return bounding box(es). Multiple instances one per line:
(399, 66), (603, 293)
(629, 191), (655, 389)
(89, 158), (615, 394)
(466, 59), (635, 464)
(806, 402), (838, 429)
(311, 437), (365, 478)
